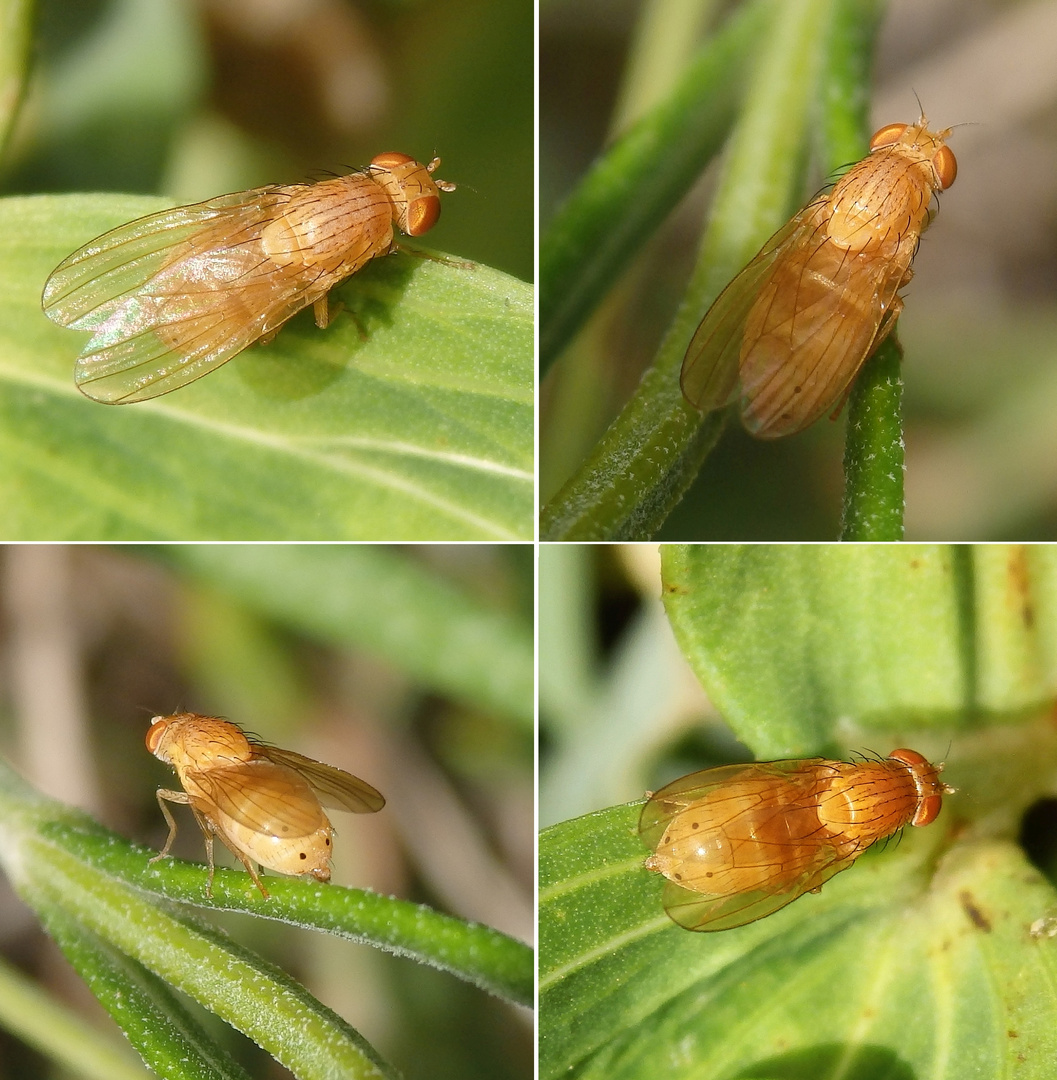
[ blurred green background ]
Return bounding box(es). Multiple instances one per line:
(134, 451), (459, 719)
(539, 543), (734, 827)
(0, 543), (533, 1080)
(2, 0), (533, 282)
(541, 0), (1057, 538)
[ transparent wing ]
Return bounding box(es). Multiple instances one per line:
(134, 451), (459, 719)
(637, 761), (794, 849)
(680, 200), (827, 413)
(43, 189), (332, 403)
(738, 230), (913, 438)
(259, 746), (385, 814)
(189, 760), (328, 837)
(43, 191), (272, 326)
(660, 853), (853, 931)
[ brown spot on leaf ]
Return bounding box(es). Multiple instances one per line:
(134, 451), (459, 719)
(960, 890), (992, 932)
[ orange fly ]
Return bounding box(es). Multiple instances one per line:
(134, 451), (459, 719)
(146, 712), (385, 897)
(42, 153), (456, 404)
(639, 748), (950, 931)
(680, 115), (957, 437)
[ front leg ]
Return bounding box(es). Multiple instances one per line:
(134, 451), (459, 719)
(149, 790), (227, 900)
(149, 789), (190, 864)
(392, 242), (475, 271)
(312, 294), (334, 328)
(869, 294), (905, 356)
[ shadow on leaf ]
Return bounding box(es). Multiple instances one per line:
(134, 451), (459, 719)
(732, 1042), (916, 1080)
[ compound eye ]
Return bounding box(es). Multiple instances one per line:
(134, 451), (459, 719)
(406, 195), (441, 236)
(146, 717), (168, 753)
(932, 144), (957, 189)
(869, 122), (908, 151)
(369, 151), (414, 170)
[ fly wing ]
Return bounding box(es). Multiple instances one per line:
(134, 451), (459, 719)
(43, 188), (327, 403)
(259, 746), (386, 814)
(737, 228), (913, 437)
(660, 852), (854, 931)
(680, 200), (826, 413)
(42, 191), (275, 327)
(637, 761), (798, 849)
(189, 760), (328, 837)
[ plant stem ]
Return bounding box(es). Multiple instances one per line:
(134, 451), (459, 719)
(840, 337), (905, 538)
(817, 0), (904, 540)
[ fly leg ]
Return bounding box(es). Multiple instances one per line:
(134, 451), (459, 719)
(149, 790), (226, 898)
(313, 294), (336, 328)
(393, 243), (475, 270)
(186, 804), (220, 898)
(149, 789), (190, 863)
(229, 850), (271, 899)
(868, 294), (905, 357)
(207, 826), (271, 899)
(314, 293), (361, 339)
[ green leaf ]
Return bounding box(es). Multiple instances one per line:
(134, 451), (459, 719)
(542, 0), (913, 540)
(0, 757), (532, 1080)
(0, 761), (396, 1079)
(660, 544), (1057, 756)
(148, 544), (535, 728)
(821, 0), (905, 540)
(840, 337), (906, 540)
(539, 0), (771, 374)
(540, 800), (1057, 1080)
(0, 194), (533, 540)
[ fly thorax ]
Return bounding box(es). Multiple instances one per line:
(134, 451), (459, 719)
(826, 168), (914, 256)
(816, 765), (913, 842)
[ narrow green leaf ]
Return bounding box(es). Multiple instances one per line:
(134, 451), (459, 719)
(42, 816), (533, 1008)
(821, 0), (904, 540)
(816, 0), (883, 171)
(0, 760), (396, 1080)
(29, 854), (394, 1080)
(36, 907), (251, 1080)
(0, 755), (532, 1009)
(0, 194), (533, 540)
(147, 544), (534, 728)
(841, 337), (906, 539)
(0, 949), (154, 1080)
